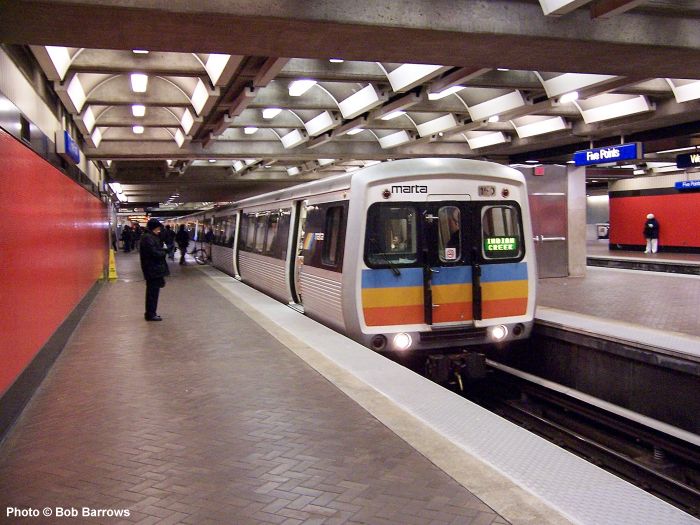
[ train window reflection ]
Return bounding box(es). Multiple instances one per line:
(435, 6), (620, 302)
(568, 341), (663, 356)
(438, 206), (461, 262)
(365, 204), (418, 267)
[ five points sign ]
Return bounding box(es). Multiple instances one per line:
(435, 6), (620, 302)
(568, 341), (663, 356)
(573, 143), (643, 166)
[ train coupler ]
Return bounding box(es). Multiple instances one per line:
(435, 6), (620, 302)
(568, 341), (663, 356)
(425, 351), (486, 391)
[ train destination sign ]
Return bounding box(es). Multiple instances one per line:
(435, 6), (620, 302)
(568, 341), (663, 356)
(484, 236), (518, 252)
(676, 153), (700, 169)
(56, 130), (81, 164)
(573, 142), (642, 166)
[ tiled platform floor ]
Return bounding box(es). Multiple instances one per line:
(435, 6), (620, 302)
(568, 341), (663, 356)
(0, 253), (508, 525)
(537, 265), (700, 338)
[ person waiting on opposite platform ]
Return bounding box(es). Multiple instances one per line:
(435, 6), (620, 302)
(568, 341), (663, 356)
(643, 212), (660, 254)
(161, 224), (176, 261)
(175, 224), (190, 265)
(140, 219), (170, 322)
(121, 224), (133, 253)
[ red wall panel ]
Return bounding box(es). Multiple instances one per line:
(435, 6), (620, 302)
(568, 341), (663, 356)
(0, 129), (107, 396)
(609, 193), (700, 248)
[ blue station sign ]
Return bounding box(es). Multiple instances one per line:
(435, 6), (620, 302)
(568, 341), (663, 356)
(573, 142), (643, 166)
(674, 180), (700, 190)
(676, 152), (700, 169)
(56, 130), (81, 164)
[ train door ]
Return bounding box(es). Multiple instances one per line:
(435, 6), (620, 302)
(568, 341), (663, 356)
(421, 203), (476, 326)
(290, 200), (307, 304)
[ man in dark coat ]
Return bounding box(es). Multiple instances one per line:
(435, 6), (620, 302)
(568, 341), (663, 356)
(160, 224), (176, 261)
(140, 219), (170, 321)
(643, 212), (660, 254)
(175, 224), (190, 265)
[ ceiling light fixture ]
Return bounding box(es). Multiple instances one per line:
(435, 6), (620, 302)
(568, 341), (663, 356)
(346, 128), (364, 135)
(132, 49), (149, 54)
(329, 58), (344, 63)
(559, 91), (579, 104)
(380, 110), (406, 121)
(132, 125), (144, 134)
(427, 85), (464, 100)
(262, 107), (282, 119)
(130, 73), (148, 93)
(288, 79), (317, 97)
(132, 104), (145, 117)
(488, 115), (500, 123)
(243, 126), (259, 134)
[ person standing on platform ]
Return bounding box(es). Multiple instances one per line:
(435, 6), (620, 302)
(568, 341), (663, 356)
(161, 224), (176, 261)
(121, 225), (132, 253)
(140, 219), (169, 322)
(643, 213), (660, 254)
(175, 224), (190, 265)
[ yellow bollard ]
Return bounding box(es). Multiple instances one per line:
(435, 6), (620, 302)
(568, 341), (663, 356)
(108, 249), (118, 280)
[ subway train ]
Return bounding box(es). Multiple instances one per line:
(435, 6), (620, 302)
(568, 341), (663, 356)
(182, 158), (536, 361)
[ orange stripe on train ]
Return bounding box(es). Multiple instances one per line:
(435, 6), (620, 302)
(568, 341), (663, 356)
(433, 302), (473, 324)
(363, 305), (424, 326)
(482, 298), (528, 318)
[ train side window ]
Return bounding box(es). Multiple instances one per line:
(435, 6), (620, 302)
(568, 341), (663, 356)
(264, 212), (280, 255)
(322, 206), (343, 266)
(438, 206), (461, 263)
(224, 215), (236, 248)
(365, 204), (418, 267)
(481, 205), (522, 259)
(274, 210), (291, 260)
(244, 214), (256, 251)
(254, 214), (268, 253)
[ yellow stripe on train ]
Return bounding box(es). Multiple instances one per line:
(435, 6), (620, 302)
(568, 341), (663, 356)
(481, 279), (528, 301)
(361, 286), (424, 309)
(431, 283), (472, 304)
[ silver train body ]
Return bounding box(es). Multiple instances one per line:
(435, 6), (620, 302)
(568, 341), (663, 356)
(188, 158), (536, 354)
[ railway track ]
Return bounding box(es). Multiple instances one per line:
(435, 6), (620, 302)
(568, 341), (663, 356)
(448, 360), (700, 517)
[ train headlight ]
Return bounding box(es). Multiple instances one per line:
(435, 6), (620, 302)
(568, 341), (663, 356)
(393, 333), (412, 351)
(490, 325), (508, 341)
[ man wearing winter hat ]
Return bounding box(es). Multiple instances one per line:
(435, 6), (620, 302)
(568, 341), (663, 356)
(140, 218), (170, 321)
(643, 213), (660, 254)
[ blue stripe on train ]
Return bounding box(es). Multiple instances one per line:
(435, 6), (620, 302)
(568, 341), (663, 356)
(361, 268), (423, 288)
(431, 265), (472, 285)
(481, 262), (528, 282)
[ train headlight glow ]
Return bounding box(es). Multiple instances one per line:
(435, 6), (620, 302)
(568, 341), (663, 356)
(393, 333), (412, 351)
(490, 325), (508, 341)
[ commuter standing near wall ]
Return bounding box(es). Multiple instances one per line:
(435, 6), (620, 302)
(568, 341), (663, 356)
(643, 213), (660, 254)
(140, 219), (170, 321)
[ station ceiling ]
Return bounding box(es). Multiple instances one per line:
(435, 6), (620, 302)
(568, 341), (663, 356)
(2, 0), (700, 209)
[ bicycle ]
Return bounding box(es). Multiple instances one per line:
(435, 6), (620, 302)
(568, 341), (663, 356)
(189, 240), (210, 265)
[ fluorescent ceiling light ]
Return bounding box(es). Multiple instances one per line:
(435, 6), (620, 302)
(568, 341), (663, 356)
(132, 49), (149, 54)
(191, 79), (209, 115)
(465, 131), (509, 149)
(130, 73), (148, 93)
(380, 110), (406, 121)
(329, 58), (344, 63)
(175, 128), (185, 148)
(208, 159), (216, 163)
(346, 128), (364, 135)
(131, 104), (145, 117)
(428, 85), (464, 100)
(416, 114), (460, 137)
(243, 126), (259, 134)
(656, 146), (698, 154)
(109, 182), (122, 194)
(91, 128), (102, 148)
(559, 91), (579, 104)
(540, 73), (616, 98)
(577, 94), (653, 124)
(66, 75), (87, 112)
(233, 160), (245, 172)
(288, 79), (317, 97)
(512, 116), (568, 138)
(181, 109), (194, 134)
(262, 107), (282, 119)
(244, 159), (257, 165)
(317, 158), (335, 166)
(132, 125), (144, 134)
(287, 167), (301, 176)
(488, 115), (500, 123)
(378, 130), (412, 149)
(304, 111), (339, 136)
(467, 90), (526, 121)
(205, 53), (230, 85)
(388, 64), (445, 92)
(338, 85), (383, 119)
(633, 169), (645, 175)
(497, 68), (510, 72)
(82, 106), (96, 133)
(281, 129), (308, 148)
(667, 79), (700, 104)
(46, 46), (71, 80)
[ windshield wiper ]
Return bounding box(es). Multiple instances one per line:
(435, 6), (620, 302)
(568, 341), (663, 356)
(369, 237), (401, 276)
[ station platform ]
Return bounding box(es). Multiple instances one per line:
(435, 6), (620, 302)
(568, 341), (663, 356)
(1, 253), (698, 525)
(587, 240), (700, 275)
